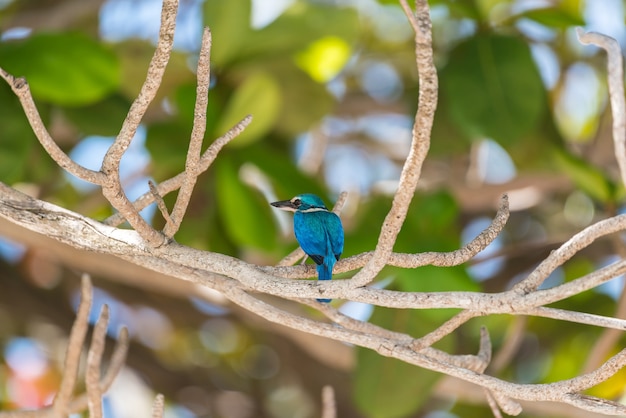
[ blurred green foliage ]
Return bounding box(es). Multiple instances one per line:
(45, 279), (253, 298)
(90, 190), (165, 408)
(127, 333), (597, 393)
(1, 0), (625, 416)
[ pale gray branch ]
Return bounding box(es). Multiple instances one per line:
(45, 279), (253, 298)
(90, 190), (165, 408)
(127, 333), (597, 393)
(0, 277), (130, 418)
(151, 394), (165, 418)
(52, 274), (92, 417)
(2, 0), (626, 413)
(164, 27), (212, 238)
(98, 0), (180, 247)
(148, 180), (174, 226)
(348, 0), (437, 287)
(0, 69), (104, 184)
(103, 115), (252, 227)
(321, 386), (336, 418)
(86, 305), (109, 418)
(576, 28), (626, 188)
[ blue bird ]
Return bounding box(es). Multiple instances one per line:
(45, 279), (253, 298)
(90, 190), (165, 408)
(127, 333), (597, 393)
(271, 194), (344, 302)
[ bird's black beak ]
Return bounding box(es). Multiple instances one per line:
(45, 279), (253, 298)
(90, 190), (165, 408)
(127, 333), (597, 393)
(271, 199), (297, 211)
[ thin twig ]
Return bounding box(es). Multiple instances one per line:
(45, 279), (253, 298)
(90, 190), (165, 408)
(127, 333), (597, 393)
(86, 305), (109, 418)
(67, 327), (130, 413)
(513, 214), (626, 293)
(103, 115), (252, 227)
(412, 310), (477, 350)
(321, 386), (336, 418)
(51, 274), (93, 417)
(102, 0), (177, 174)
(583, 284), (626, 373)
(576, 28), (626, 188)
(484, 390), (504, 418)
(490, 317), (527, 373)
(99, 0), (180, 247)
(149, 180), (174, 226)
(151, 394), (165, 418)
(164, 27), (212, 238)
(347, 0), (437, 287)
(522, 307), (626, 330)
(0, 68), (104, 184)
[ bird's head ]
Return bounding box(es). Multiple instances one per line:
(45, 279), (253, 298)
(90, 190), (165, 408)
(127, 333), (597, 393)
(270, 193), (328, 212)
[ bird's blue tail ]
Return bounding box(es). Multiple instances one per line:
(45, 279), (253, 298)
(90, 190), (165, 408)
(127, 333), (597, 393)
(316, 260), (333, 303)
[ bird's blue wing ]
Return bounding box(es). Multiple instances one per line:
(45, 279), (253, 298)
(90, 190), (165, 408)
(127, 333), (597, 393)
(294, 212), (327, 264)
(324, 212), (344, 261)
(294, 211), (344, 263)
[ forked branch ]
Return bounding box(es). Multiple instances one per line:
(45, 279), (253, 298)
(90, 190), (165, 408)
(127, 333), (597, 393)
(0, 275), (129, 418)
(2, 0), (626, 416)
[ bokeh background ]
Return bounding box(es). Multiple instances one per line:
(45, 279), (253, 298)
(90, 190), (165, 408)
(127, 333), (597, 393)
(1, 0), (626, 417)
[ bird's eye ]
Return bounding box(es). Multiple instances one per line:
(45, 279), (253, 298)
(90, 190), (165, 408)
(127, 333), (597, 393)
(293, 198), (301, 207)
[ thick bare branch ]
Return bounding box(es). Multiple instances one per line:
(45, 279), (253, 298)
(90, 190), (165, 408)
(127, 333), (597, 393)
(102, 0), (177, 174)
(52, 274), (92, 417)
(103, 115), (252, 227)
(4, 184), (626, 331)
(0, 282), (129, 418)
(348, 0), (437, 287)
(576, 28), (626, 188)
(164, 27), (212, 237)
(86, 305), (109, 418)
(0, 69), (104, 184)
(98, 0), (180, 246)
(4, 184), (626, 414)
(67, 327), (130, 414)
(513, 214), (626, 293)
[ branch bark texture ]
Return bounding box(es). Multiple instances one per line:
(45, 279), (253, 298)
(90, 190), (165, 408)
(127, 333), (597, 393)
(1, 2), (626, 417)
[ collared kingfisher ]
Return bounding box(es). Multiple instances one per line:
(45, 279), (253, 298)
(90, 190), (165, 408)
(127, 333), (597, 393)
(271, 194), (344, 302)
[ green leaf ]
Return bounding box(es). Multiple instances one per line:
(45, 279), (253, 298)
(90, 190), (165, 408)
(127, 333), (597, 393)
(217, 72), (281, 147)
(240, 3), (359, 59)
(397, 190), (460, 253)
(273, 65), (334, 135)
(145, 120), (191, 177)
(397, 265), (479, 293)
(204, 0), (251, 66)
(552, 148), (615, 203)
(0, 32), (120, 105)
(441, 33), (546, 145)
(113, 40), (194, 102)
(215, 156), (277, 249)
(519, 7), (585, 28)
(0, 84), (36, 183)
(62, 94), (130, 136)
(354, 307), (444, 418)
(354, 262), (472, 417)
(395, 265), (476, 323)
(241, 143), (324, 199)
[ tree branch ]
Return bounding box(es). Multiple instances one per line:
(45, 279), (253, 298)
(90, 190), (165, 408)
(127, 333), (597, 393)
(0, 275), (130, 418)
(0, 69), (104, 184)
(576, 28), (626, 188)
(348, 0), (437, 287)
(163, 27), (212, 238)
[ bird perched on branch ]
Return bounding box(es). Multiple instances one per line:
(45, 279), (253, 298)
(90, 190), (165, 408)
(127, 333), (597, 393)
(271, 194), (344, 302)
